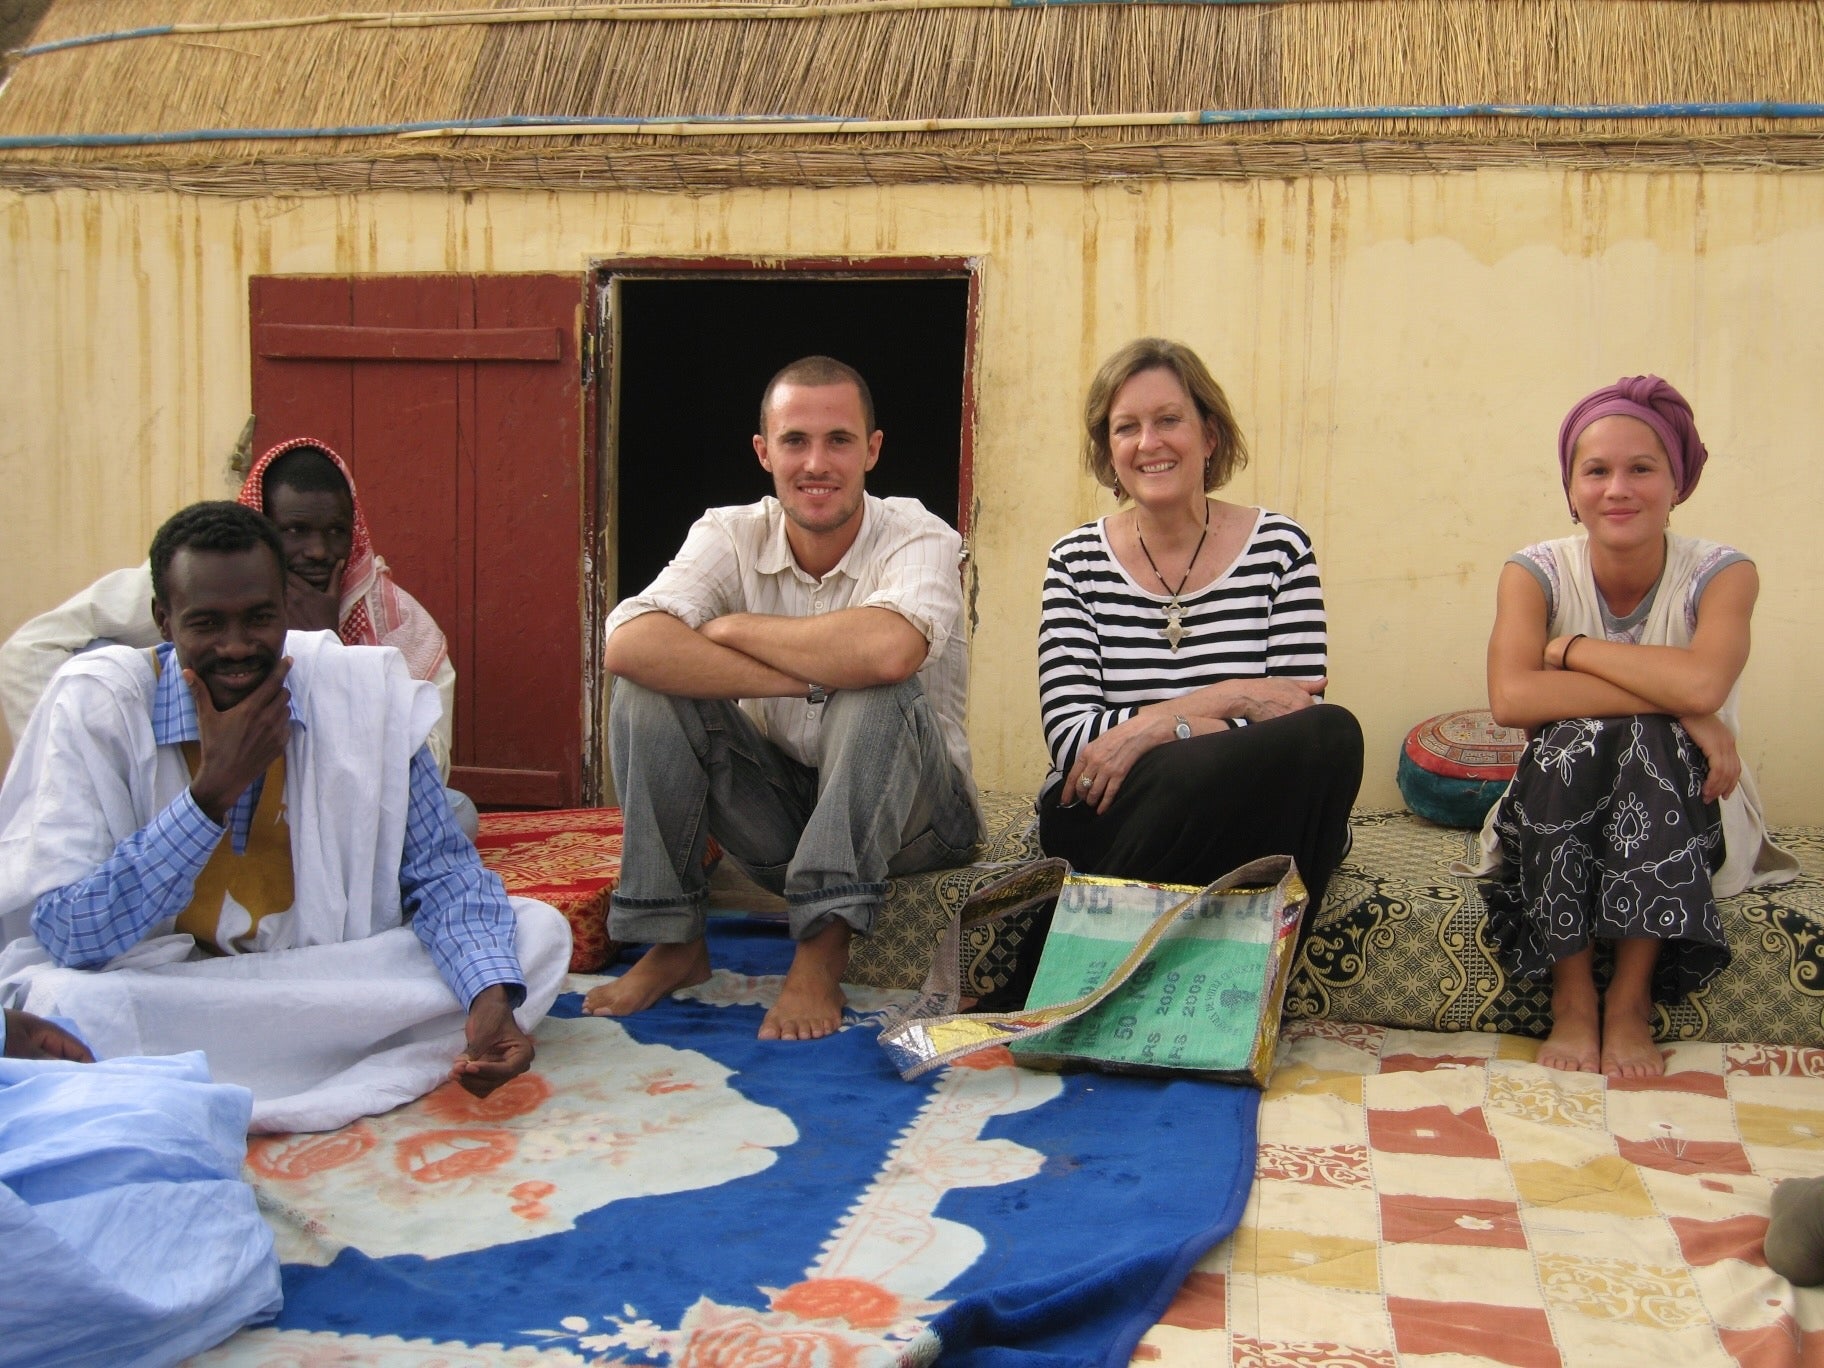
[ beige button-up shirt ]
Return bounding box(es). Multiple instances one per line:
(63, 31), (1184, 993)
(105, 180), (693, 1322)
(605, 495), (977, 808)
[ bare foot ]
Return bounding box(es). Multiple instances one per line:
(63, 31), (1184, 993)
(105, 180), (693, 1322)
(1538, 1002), (1602, 1073)
(760, 920), (851, 1041)
(1541, 951), (1602, 1073)
(1600, 1002), (1665, 1078)
(583, 939), (711, 1017)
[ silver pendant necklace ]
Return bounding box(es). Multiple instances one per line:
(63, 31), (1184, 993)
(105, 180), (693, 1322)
(1134, 502), (1211, 653)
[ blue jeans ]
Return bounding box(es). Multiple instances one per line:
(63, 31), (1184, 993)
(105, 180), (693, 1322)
(608, 677), (980, 943)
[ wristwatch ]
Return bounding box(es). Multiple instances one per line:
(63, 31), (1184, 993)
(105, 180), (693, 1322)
(1173, 715), (1192, 741)
(806, 684), (828, 706)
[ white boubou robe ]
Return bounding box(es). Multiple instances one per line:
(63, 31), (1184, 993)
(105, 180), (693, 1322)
(0, 631), (570, 1133)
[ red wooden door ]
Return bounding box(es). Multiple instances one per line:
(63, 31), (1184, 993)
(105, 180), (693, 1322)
(250, 274), (588, 809)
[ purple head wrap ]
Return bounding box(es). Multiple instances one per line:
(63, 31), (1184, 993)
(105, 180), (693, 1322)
(1557, 375), (1709, 511)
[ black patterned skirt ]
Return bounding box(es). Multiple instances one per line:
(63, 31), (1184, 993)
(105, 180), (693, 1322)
(1482, 714), (1728, 999)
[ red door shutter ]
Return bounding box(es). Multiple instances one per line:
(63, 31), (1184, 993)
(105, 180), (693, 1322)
(250, 274), (586, 809)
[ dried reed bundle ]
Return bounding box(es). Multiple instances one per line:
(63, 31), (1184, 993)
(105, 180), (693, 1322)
(9, 131), (1824, 195)
(3, 0), (1822, 188)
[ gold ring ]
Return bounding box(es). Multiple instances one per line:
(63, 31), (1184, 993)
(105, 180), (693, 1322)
(1078, 775), (1093, 791)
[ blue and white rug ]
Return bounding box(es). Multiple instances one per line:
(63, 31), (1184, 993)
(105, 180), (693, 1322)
(196, 919), (1259, 1368)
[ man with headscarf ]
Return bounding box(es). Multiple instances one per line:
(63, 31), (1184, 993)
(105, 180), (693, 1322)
(0, 437), (458, 776)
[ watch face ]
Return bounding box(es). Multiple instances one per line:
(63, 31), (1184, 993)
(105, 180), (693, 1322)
(1174, 718), (1192, 740)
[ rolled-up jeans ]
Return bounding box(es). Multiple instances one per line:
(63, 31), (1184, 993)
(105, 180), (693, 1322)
(608, 677), (980, 944)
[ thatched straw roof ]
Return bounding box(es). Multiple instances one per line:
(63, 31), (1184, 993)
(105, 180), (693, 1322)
(3, 0), (1824, 193)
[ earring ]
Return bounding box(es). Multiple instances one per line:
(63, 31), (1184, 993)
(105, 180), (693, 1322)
(1113, 478), (1126, 501)
(1570, 509), (1580, 524)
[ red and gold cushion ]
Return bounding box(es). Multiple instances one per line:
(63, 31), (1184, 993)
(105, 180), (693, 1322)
(474, 809), (624, 973)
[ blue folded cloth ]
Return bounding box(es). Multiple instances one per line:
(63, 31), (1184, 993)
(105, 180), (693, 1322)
(0, 1049), (281, 1368)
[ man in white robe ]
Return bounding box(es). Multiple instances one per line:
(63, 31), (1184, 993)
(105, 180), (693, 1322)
(0, 502), (570, 1132)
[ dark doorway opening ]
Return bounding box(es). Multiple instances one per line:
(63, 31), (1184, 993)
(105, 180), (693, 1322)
(609, 274), (971, 601)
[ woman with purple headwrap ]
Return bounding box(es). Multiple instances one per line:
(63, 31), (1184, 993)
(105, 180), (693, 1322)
(1469, 376), (1796, 1077)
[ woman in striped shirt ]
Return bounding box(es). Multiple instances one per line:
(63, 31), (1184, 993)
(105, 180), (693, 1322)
(1037, 338), (1363, 904)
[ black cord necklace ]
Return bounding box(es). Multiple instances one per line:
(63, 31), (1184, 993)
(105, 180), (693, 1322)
(1134, 500), (1210, 653)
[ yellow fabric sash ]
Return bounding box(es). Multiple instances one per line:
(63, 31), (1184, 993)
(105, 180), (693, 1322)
(149, 648), (296, 953)
(177, 744), (295, 954)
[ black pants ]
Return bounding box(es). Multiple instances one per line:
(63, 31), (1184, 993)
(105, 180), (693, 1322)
(1038, 704), (1364, 908)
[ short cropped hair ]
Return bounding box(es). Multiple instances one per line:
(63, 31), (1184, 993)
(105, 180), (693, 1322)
(1082, 338), (1249, 496)
(263, 445), (350, 502)
(149, 501), (285, 605)
(757, 355), (876, 435)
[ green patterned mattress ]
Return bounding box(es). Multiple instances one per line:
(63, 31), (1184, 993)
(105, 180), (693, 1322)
(851, 796), (1824, 1046)
(1287, 809), (1824, 1045)
(848, 787), (1046, 990)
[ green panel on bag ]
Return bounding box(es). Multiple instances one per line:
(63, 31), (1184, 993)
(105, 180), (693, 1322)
(1010, 875), (1294, 1080)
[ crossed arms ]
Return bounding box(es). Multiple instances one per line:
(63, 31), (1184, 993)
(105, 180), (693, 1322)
(604, 605), (928, 697)
(1485, 558), (1757, 800)
(603, 505), (952, 697)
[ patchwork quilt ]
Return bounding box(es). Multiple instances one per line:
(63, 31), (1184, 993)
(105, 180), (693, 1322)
(1290, 815), (1824, 1046)
(1138, 1021), (1824, 1367)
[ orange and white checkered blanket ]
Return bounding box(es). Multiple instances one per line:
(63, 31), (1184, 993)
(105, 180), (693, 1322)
(1138, 1020), (1824, 1367)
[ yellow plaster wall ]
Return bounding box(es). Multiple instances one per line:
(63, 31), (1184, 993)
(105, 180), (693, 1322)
(3, 171), (1822, 818)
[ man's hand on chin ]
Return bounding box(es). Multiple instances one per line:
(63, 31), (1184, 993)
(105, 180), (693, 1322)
(451, 984), (534, 1098)
(286, 562), (344, 635)
(186, 658), (293, 824)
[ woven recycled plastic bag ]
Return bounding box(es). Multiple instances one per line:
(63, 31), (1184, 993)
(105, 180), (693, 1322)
(879, 855), (1307, 1086)
(875, 856), (1071, 1026)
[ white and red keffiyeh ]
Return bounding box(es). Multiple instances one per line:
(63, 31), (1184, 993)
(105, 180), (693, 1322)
(238, 437), (450, 685)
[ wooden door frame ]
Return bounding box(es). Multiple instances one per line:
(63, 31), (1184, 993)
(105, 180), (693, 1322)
(584, 255), (983, 805)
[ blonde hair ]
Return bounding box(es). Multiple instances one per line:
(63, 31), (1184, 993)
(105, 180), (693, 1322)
(1082, 338), (1248, 497)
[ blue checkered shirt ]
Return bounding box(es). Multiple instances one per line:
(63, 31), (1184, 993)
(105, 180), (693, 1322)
(30, 643), (524, 1008)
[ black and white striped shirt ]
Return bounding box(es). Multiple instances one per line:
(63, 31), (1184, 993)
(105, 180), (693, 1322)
(1038, 508), (1329, 784)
